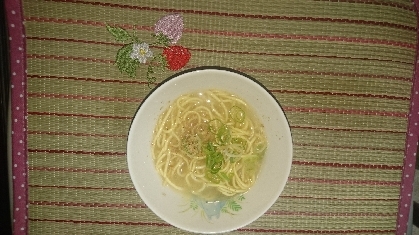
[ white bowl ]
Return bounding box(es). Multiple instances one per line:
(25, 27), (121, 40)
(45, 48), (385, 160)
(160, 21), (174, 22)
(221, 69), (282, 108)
(127, 67), (293, 234)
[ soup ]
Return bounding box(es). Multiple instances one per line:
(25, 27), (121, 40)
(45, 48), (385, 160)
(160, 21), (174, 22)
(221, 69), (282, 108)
(151, 90), (267, 202)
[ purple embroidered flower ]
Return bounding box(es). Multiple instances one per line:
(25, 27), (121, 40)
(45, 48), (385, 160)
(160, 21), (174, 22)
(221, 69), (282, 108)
(106, 13), (191, 86)
(154, 13), (183, 44)
(130, 42), (153, 63)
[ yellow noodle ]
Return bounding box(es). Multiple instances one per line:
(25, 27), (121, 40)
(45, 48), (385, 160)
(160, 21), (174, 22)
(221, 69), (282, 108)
(151, 90), (267, 201)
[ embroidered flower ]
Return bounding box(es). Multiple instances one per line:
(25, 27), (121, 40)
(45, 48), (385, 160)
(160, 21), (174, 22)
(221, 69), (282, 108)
(154, 13), (183, 44)
(106, 14), (191, 87)
(130, 43), (153, 63)
(163, 46), (191, 71)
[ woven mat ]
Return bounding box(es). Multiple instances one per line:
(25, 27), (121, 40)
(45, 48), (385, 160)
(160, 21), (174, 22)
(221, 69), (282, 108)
(7, 0), (419, 234)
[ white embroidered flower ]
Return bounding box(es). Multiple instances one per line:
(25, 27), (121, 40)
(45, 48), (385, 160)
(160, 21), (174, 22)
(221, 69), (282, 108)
(130, 42), (153, 63)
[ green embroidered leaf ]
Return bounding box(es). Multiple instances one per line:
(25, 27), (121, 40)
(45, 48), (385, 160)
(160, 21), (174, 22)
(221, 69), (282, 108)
(153, 32), (171, 47)
(237, 195), (245, 201)
(116, 43), (138, 77)
(221, 207), (228, 213)
(106, 25), (132, 42)
(190, 200), (198, 211)
(227, 200), (242, 212)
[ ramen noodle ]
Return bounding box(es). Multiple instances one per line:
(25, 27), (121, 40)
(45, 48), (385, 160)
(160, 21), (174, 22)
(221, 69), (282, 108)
(151, 90), (267, 201)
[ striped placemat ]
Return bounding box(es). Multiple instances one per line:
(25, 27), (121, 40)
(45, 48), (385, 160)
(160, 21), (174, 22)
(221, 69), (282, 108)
(7, 0), (419, 234)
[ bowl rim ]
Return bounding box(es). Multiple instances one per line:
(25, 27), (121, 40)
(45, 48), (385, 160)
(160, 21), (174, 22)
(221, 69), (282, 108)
(127, 66), (292, 128)
(126, 66), (293, 233)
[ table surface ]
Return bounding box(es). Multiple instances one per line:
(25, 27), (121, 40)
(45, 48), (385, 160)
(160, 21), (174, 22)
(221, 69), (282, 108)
(6, 0), (419, 234)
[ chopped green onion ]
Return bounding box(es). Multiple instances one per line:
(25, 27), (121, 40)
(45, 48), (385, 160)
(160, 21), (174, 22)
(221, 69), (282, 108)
(208, 119), (223, 134)
(210, 161), (223, 174)
(242, 155), (260, 174)
(231, 137), (247, 150)
(216, 124), (231, 145)
(205, 170), (221, 183)
(204, 142), (224, 174)
(229, 106), (245, 123)
(205, 170), (232, 183)
(255, 142), (267, 154)
(219, 172), (231, 182)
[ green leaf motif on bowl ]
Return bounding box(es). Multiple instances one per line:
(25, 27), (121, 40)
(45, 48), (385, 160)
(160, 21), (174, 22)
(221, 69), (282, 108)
(185, 195), (245, 220)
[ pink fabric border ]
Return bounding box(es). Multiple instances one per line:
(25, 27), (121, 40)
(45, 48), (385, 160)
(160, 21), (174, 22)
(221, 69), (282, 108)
(5, 0), (28, 234)
(395, 2), (419, 234)
(4, 0), (418, 234)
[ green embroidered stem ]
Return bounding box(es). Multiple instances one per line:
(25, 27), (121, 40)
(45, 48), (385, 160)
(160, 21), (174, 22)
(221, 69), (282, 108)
(146, 54), (168, 88)
(131, 30), (140, 43)
(146, 66), (156, 88)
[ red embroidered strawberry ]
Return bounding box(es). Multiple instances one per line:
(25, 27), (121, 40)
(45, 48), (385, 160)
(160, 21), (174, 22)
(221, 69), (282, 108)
(163, 45), (191, 71)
